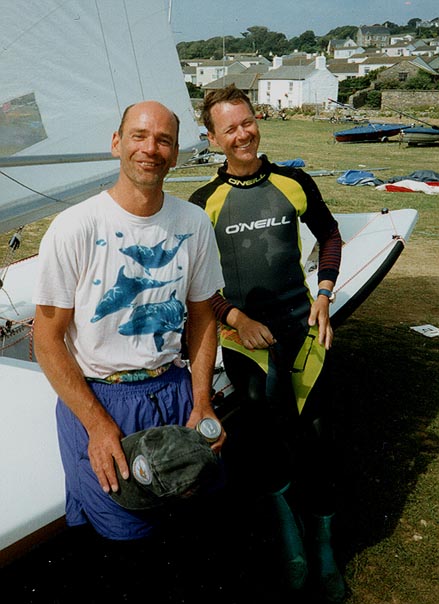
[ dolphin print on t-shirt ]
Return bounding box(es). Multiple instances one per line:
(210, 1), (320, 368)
(118, 290), (184, 352)
(91, 233), (192, 351)
(119, 233), (192, 275)
(90, 266), (182, 323)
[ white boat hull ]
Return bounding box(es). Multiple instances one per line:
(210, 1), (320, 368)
(402, 128), (439, 146)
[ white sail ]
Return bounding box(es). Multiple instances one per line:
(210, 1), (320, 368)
(0, 0), (205, 233)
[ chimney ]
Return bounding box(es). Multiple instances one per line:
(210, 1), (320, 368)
(315, 55), (326, 70)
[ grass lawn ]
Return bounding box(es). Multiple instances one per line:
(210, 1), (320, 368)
(1, 115), (438, 603)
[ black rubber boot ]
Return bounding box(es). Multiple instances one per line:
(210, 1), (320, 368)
(308, 513), (346, 603)
(267, 487), (308, 592)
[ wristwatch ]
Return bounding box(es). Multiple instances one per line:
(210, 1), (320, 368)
(317, 288), (336, 303)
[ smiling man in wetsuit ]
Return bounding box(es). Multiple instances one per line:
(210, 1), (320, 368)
(189, 84), (346, 603)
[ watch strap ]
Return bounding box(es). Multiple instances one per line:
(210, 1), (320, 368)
(317, 288), (334, 301)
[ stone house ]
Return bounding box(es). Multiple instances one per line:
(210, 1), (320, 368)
(356, 25), (390, 48)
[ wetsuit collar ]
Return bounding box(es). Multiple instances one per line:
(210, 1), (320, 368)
(218, 154), (271, 188)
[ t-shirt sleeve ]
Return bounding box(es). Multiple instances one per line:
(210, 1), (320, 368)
(32, 218), (80, 308)
(186, 211), (224, 302)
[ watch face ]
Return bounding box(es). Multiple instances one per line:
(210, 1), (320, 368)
(197, 418), (221, 442)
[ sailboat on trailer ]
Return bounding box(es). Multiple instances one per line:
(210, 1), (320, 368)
(0, 0), (418, 564)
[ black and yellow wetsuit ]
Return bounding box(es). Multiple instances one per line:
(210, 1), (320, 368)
(191, 154), (346, 594)
(190, 155), (341, 412)
(190, 155), (340, 323)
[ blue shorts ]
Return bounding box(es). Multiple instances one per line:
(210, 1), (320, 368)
(56, 363), (194, 541)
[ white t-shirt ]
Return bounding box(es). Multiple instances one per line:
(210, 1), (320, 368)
(33, 191), (224, 378)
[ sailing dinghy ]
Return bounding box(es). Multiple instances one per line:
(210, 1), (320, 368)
(333, 122), (408, 143)
(0, 0), (418, 565)
(401, 126), (439, 146)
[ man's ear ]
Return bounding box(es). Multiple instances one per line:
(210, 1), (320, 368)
(171, 144), (179, 168)
(207, 131), (217, 147)
(111, 131), (121, 158)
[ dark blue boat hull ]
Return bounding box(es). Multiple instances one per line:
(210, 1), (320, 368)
(334, 123), (407, 143)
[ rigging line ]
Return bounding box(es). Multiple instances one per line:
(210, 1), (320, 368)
(341, 210), (401, 247)
(0, 169), (64, 203)
(0, 226), (24, 277)
(0, 330), (33, 354)
(340, 211), (382, 246)
(94, 0), (122, 116)
(0, 286), (19, 316)
(334, 236), (405, 295)
(123, 0), (145, 99)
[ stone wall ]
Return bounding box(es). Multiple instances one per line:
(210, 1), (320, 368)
(381, 89), (439, 110)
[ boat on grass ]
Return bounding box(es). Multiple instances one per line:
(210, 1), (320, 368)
(334, 122), (408, 143)
(0, 0), (419, 566)
(381, 104), (439, 146)
(401, 126), (439, 146)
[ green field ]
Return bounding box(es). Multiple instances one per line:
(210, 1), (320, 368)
(1, 116), (438, 603)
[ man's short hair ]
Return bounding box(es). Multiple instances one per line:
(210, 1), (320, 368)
(118, 103), (180, 144)
(201, 84), (255, 134)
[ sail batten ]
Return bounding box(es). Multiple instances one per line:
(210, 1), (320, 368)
(0, 153), (116, 167)
(0, 0), (204, 234)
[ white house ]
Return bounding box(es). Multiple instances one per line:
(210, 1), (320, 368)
(356, 55), (397, 77)
(258, 55), (338, 109)
(327, 59), (359, 82)
(181, 59), (248, 87)
(383, 40), (415, 58)
(334, 45), (365, 60)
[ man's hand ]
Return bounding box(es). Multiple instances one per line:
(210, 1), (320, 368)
(308, 297), (333, 350)
(87, 416), (129, 494)
(227, 308), (276, 350)
(186, 408), (226, 454)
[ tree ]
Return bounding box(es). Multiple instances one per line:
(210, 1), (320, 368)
(242, 26), (290, 55)
(292, 30), (318, 53)
(338, 73), (374, 103)
(325, 25), (358, 40)
(185, 82), (204, 98)
(405, 71), (437, 90)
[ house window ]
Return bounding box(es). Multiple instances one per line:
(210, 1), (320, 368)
(398, 72), (408, 81)
(267, 81), (271, 90)
(289, 82), (294, 92)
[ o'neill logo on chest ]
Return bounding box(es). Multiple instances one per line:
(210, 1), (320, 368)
(225, 216), (291, 234)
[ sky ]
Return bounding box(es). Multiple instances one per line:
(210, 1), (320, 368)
(170, 0), (439, 43)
